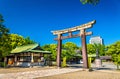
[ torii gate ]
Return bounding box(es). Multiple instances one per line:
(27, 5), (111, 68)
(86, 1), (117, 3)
(51, 20), (96, 69)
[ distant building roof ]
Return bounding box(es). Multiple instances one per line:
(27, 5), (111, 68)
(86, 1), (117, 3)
(74, 53), (96, 57)
(11, 44), (51, 54)
(100, 56), (112, 60)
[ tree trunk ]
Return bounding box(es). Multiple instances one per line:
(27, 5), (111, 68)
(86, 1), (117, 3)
(4, 57), (7, 68)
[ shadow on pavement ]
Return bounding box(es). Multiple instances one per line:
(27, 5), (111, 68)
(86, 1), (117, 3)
(67, 64), (83, 69)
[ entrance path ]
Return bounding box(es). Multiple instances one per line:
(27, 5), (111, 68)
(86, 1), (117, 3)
(0, 68), (82, 79)
(0, 62), (118, 79)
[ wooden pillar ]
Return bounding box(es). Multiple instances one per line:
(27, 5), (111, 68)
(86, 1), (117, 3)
(15, 55), (17, 63)
(57, 34), (62, 68)
(81, 29), (89, 69)
(31, 53), (34, 63)
(14, 55), (17, 66)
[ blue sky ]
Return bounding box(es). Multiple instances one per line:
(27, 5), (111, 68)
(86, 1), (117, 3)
(0, 0), (120, 46)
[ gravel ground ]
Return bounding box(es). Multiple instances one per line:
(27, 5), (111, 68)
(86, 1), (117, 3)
(35, 62), (120, 79)
(0, 62), (119, 79)
(35, 70), (120, 79)
(0, 68), (82, 79)
(0, 66), (54, 74)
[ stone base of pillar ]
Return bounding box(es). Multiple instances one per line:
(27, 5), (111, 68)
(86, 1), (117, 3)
(82, 68), (93, 72)
(95, 58), (102, 68)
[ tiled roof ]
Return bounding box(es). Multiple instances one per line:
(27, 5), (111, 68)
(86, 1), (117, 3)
(11, 44), (51, 54)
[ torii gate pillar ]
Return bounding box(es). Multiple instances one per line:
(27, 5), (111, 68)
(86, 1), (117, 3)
(81, 29), (88, 68)
(57, 34), (62, 68)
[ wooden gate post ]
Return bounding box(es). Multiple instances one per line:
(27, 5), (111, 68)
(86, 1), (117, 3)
(81, 29), (89, 68)
(57, 34), (62, 68)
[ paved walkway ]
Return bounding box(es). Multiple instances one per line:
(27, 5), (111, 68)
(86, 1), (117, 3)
(0, 62), (118, 79)
(0, 68), (82, 79)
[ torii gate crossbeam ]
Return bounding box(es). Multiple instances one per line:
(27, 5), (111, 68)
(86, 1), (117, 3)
(51, 20), (96, 69)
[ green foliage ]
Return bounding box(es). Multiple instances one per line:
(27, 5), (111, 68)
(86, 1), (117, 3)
(24, 37), (35, 45)
(88, 57), (91, 68)
(87, 44), (96, 54)
(93, 43), (106, 56)
(91, 57), (95, 62)
(9, 34), (35, 49)
(0, 14), (11, 59)
(42, 44), (57, 60)
(80, 0), (100, 5)
(9, 34), (25, 49)
(62, 56), (67, 67)
(87, 44), (105, 56)
(0, 14), (35, 61)
(106, 41), (120, 69)
(42, 42), (79, 61)
(62, 42), (78, 61)
(0, 62), (7, 67)
(0, 14), (12, 68)
(52, 61), (57, 66)
(0, 14), (9, 36)
(0, 14), (4, 23)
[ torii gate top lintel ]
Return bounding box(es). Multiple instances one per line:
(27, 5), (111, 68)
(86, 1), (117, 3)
(51, 20), (96, 35)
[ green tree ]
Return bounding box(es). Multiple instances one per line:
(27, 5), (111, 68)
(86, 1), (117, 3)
(0, 14), (9, 37)
(93, 43), (106, 56)
(42, 42), (79, 61)
(62, 42), (78, 61)
(87, 44), (105, 63)
(87, 44), (96, 63)
(9, 34), (25, 49)
(80, 0), (100, 5)
(106, 41), (120, 69)
(87, 44), (96, 55)
(87, 44), (106, 56)
(9, 34), (36, 49)
(62, 56), (67, 67)
(0, 14), (11, 67)
(24, 37), (35, 45)
(0, 14), (11, 55)
(42, 44), (57, 60)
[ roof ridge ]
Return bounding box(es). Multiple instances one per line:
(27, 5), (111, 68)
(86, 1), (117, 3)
(11, 43), (39, 53)
(16, 43), (38, 48)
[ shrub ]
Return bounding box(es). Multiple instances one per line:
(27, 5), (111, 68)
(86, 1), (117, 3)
(0, 62), (7, 67)
(62, 57), (67, 67)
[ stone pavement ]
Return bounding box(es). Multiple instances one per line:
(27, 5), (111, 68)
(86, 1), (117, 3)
(0, 68), (82, 79)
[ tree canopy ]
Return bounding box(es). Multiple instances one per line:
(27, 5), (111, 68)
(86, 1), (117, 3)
(42, 42), (79, 61)
(62, 42), (78, 61)
(42, 44), (57, 60)
(0, 14), (36, 61)
(9, 34), (35, 49)
(0, 14), (11, 58)
(87, 43), (106, 56)
(106, 41), (120, 69)
(80, 0), (100, 5)
(87, 44), (96, 55)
